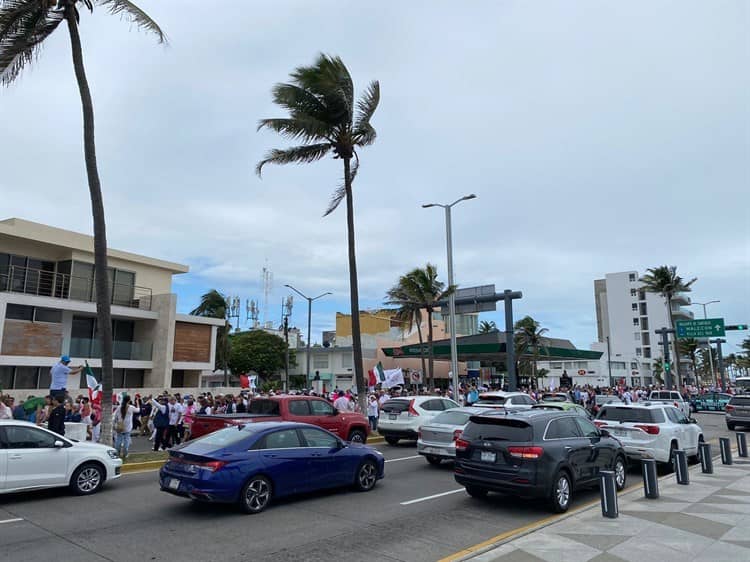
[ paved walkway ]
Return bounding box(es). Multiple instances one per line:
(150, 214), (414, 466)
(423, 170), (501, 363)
(468, 454), (750, 562)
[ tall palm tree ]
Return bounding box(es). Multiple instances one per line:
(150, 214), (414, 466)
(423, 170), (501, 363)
(478, 320), (497, 334)
(640, 266), (697, 388)
(1, 0), (165, 444)
(514, 316), (549, 390)
(190, 289), (229, 372)
(256, 54), (379, 414)
(384, 264), (454, 390)
(678, 337), (700, 383)
(384, 286), (427, 389)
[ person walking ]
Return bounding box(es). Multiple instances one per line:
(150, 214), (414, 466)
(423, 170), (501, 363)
(49, 355), (83, 403)
(113, 395), (139, 458)
(150, 395), (170, 451)
(367, 394), (379, 432)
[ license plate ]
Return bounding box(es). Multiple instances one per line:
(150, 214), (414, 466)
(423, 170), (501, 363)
(480, 451), (496, 463)
(389, 414), (398, 420)
(168, 478), (180, 490)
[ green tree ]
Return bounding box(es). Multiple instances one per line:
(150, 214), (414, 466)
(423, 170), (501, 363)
(478, 320), (497, 334)
(0, 0), (164, 444)
(384, 264), (454, 390)
(678, 337), (700, 382)
(514, 316), (549, 390)
(190, 289), (229, 372)
(384, 289), (428, 390)
(228, 330), (288, 383)
(256, 54), (379, 414)
(639, 266), (697, 387)
(653, 356), (664, 384)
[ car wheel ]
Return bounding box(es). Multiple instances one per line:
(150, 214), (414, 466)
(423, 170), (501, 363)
(614, 456), (627, 491)
(465, 486), (488, 499)
(354, 459), (378, 492)
(70, 463), (104, 495)
(550, 471), (572, 513)
(425, 455), (442, 466)
(348, 429), (367, 444)
(240, 475), (273, 514)
(385, 436), (399, 446)
(662, 441), (678, 474)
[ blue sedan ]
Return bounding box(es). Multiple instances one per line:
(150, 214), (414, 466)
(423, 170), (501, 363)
(159, 421), (385, 513)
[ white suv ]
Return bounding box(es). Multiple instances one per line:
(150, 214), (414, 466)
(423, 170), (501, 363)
(594, 403), (704, 467)
(472, 391), (536, 410)
(379, 396), (459, 445)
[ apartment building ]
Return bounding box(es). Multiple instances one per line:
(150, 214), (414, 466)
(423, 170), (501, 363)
(0, 218), (224, 396)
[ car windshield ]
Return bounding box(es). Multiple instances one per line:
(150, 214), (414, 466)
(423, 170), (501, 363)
(463, 417), (533, 441)
(597, 406), (665, 423)
(431, 411), (472, 425)
(596, 396), (619, 404)
(542, 394), (567, 402)
(475, 396), (507, 404)
(191, 426), (258, 447)
(650, 391), (678, 400)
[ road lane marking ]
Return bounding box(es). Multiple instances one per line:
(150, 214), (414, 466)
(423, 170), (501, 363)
(385, 455), (421, 463)
(400, 488), (464, 505)
(0, 518), (23, 524)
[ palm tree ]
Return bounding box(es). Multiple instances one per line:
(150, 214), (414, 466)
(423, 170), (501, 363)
(190, 289), (229, 373)
(384, 287), (427, 389)
(256, 54), (379, 414)
(639, 266), (697, 388)
(514, 316), (549, 390)
(678, 338), (700, 383)
(1, 0), (165, 444)
(384, 264), (454, 390)
(478, 320), (497, 334)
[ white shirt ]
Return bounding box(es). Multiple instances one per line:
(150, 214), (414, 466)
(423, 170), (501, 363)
(378, 394), (390, 407)
(333, 396), (350, 412)
(114, 404), (139, 433)
(367, 400), (379, 417)
(168, 403), (182, 425)
(50, 362), (71, 390)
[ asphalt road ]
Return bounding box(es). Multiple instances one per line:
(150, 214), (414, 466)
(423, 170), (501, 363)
(0, 412), (737, 562)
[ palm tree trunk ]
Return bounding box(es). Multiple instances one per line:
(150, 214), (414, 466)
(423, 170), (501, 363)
(427, 310), (435, 391)
(667, 296), (681, 389)
(416, 318), (427, 388)
(66, 10), (113, 444)
(343, 158), (366, 414)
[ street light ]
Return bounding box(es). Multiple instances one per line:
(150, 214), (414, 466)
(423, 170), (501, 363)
(284, 284), (332, 390)
(690, 300), (720, 386)
(422, 193), (477, 399)
(224, 296), (241, 387)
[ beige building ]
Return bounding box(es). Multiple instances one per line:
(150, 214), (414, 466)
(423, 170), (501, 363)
(0, 218), (224, 396)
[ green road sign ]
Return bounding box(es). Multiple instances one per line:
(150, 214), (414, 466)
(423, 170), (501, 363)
(676, 318), (725, 339)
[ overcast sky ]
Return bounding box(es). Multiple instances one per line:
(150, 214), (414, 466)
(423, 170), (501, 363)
(1, 0), (748, 353)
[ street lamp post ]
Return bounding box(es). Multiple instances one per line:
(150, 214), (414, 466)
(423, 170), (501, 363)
(281, 296), (293, 392)
(224, 296), (241, 387)
(690, 300), (720, 386)
(285, 285), (332, 390)
(422, 194), (477, 399)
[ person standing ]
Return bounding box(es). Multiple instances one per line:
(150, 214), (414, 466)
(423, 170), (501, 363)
(333, 390), (349, 412)
(0, 394), (13, 419)
(47, 395), (66, 436)
(367, 395), (379, 431)
(113, 395), (139, 458)
(167, 396), (183, 446)
(49, 355), (83, 402)
(150, 395), (170, 451)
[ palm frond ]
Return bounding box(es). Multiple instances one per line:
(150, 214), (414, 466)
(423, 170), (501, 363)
(0, 0), (63, 86)
(353, 122), (376, 146)
(96, 0), (166, 43)
(255, 143), (331, 177)
(354, 80), (379, 128)
(323, 153), (357, 216)
(271, 82), (333, 124)
(291, 54), (353, 124)
(257, 117), (333, 144)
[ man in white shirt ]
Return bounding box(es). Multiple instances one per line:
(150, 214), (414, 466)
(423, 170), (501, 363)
(333, 391), (350, 412)
(50, 355), (83, 401)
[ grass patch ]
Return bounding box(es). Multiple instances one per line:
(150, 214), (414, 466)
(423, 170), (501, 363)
(123, 450), (168, 464)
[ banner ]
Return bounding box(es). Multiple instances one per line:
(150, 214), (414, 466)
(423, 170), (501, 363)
(383, 367), (405, 389)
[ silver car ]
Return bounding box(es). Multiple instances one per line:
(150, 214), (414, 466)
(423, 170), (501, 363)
(726, 395), (750, 430)
(417, 407), (487, 465)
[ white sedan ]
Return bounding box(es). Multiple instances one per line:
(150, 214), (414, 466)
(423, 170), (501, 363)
(0, 420), (122, 495)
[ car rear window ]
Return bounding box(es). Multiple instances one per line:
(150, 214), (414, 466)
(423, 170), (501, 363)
(596, 406), (665, 423)
(477, 395), (507, 403)
(729, 396), (750, 406)
(193, 426), (258, 447)
(248, 400), (280, 415)
(542, 394), (568, 402)
(381, 399), (410, 413)
(463, 417), (533, 441)
(650, 391), (678, 400)
(431, 411), (472, 425)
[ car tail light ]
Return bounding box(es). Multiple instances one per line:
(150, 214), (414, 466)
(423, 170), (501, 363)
(508, 446), (544, 459)
(197, 460), (226, 472)
(634, 424), (660, 435)
(453, 430), (463, 441)
(674, 402), (680, 409)
(726, 405), (735, 412)
(408, 399), (420, 417)
(455, 438), (470, 452)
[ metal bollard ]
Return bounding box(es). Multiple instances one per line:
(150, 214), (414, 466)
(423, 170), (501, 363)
(699, 442), (713, 474)
(642, 458), (659, 499)
(674, 450), (689, 485)
(720, 437), (733, 465)
(599, 470), (618, 518)
(737, 433), (748, 458)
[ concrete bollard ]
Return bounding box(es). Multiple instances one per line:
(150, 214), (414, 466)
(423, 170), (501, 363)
(720, 437), (733, 465)
(699, 442), (713, 474)
(674, 450), (689, 485)
(599, 470), (619, 518)
(737, 433), (748, 458)
(642, 458), (659, 499)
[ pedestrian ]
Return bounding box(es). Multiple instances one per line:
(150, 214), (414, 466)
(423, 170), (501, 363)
(333, 390), (349, 412)
(113, 395), (139, 458)
(0, 394), (13, 419)
(47, 395), (66, 436)
(49, 355), (83, 403)
(167, 396), (183, 446)
(367, 394), (379, 431)
(150, 395), (170, 451)
(183, 398), (196, 440)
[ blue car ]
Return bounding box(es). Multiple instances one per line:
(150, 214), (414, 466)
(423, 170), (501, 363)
(159, 421), (385, 513)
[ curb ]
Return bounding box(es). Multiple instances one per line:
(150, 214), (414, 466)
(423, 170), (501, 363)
(121, 460), (165, 473)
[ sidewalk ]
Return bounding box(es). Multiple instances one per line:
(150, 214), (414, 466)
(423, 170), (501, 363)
(467, 455), (750, 562)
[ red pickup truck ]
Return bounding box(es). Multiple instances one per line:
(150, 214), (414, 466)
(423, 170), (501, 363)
(189, 395), (371, 443)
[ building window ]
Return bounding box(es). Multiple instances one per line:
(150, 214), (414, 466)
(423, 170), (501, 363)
(638, 290), (646, 301)
(642, 333), (650, 346)
(0, 366), (13, 389)
(313, 355), (328, 369)
(630, 288), (637, 297)
(639, 303), (648, 316)
(551, 362), (563, 370)
(612, 361), (627, 370)
(634, 332), (641, 341)
(575, 361), (587, 369)
(564, 362), (573, 369)
(630, 362), (638, 370)
(341, 353), (353, 369)
(632, 318), (640, 327)
(641, 317), (649, 331)
(643, 347), (651, 358)
(6, 304), (34, 321)
(629, 273), (637, 282)
(631, 303), (638, 311)
(636, 347), (642, 357)
(13, 367), (40, 389)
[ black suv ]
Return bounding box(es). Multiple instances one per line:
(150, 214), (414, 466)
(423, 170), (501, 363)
(454, 409), (627, 512)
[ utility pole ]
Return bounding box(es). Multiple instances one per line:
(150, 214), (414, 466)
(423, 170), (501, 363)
(710, 338), (727, 389)
(606, 336), (613, 388)
(224, 296), (241, 387)
(502, 290), (523, 392)
(281, 296), (293, 393)
(655, 327), (676, 389)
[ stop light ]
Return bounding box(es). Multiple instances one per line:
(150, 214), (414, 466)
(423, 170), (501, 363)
(726, 324), (748, 331)
(664, 362), (671, 373)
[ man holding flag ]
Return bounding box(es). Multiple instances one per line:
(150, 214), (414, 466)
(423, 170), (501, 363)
(50, 355), (83, 402)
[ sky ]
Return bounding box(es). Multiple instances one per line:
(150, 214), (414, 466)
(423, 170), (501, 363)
(1, 0), (748, 353)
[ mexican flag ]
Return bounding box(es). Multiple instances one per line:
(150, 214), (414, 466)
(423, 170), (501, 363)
(368, 362), (386, 387)
(85, 363), (102, 404)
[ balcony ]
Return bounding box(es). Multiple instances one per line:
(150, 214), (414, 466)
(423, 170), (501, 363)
(671, 305), (694, 320)
(69, 337), (152, 361)
(672, 294), (691, 306)
(0, 265), (152, 310)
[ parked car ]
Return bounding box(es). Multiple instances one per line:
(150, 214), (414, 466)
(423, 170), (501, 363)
(692, 392), (732, 412)
(379, 396), (459, 445)
(594, 403), (704, 467)
(0, 420), (122, 496)
(454, 409), (627, 512)
(532, 402), (592, 419)
(725, 395), (750, 430)
(472, 391), (536, 410)
(592, 394), (621, 415)
(648, 390), (691, 418)
(160, 422), (384, 513)
(417, 406), (487, 465)
(190, 396), (370, 443)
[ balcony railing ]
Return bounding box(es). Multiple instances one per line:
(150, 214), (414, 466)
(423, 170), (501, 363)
(0, 265), (152, 310)
(69, 337), (153, 361)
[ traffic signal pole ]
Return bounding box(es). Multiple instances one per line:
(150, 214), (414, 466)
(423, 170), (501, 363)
(710, 338), (727, 390)
(655, 327), (675, 389)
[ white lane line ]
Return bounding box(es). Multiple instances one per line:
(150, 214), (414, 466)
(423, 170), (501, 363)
(385, 455), (421, 463)
(0, 518), (23, 524)
(400, 488), (464, 506)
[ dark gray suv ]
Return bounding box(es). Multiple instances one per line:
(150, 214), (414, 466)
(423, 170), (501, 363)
(726, 395), (750, 430)
(454, 409), (627, 512)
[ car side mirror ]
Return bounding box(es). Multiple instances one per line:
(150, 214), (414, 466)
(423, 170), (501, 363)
(689, 418), (698, 424)
(599, 429), (610, 438)
(54, 440), (65, 448)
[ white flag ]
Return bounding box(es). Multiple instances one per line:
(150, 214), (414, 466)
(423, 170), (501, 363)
(383, 368), (405, 389)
